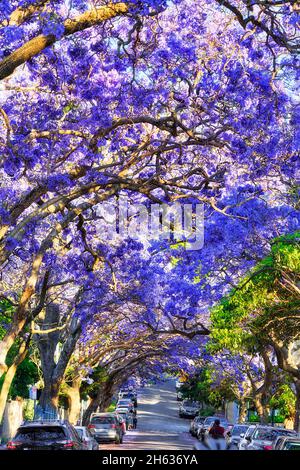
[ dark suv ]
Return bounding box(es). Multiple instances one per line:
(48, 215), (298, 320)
(7, 420), (85, 450)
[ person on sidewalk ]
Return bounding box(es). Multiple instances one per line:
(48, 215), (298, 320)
(133, 414), (138, 429)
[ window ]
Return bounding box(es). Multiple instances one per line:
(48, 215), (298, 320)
(16, 426), (66, 441)
(283, 442), (300, 450)
(91, 416), (115, 424)
(76, 428), (84, 439)
(231, 426), (249, 436)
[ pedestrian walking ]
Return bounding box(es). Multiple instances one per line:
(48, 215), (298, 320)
(133, 414), (138, 429)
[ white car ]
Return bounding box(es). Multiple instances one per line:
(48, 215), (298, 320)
(245, 425), (297, 450)
(225, 424), (250, 449)
(238, 425), (256, 450)
(117, 399), (134, 409)
(116, 406), (130, 414)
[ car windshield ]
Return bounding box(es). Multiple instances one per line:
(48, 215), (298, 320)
(15, 426), (66, 441)
(204, 417), (216, 425)
(91, 416), (115, 424)
(284, 441), (300, 450)
(231, 425), (249, 436)
(252, 428), (291, 441)
(183, 401), (197, 407)
(75, 428), (84, 439)
(118, 400), (131, 404)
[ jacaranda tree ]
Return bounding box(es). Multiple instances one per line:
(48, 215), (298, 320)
(0, 0), (299, 421)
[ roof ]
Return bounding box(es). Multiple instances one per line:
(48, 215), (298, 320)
(19, 420), (69, 427)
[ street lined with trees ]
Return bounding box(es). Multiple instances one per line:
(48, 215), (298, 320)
(0, 0), (299, 446)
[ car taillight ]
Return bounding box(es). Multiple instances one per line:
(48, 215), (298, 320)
(7, 441), (18, 450)
(111, 424), (116, 429)
(64, 440), (75, 448)
(263, 445), (273, 451)
(88, 424), (95, 430)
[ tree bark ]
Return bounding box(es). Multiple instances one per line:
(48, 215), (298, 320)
(254, 396), (270, 424)
(36, 303), (61, 414)
(82, 370), (128, 425)
(238, 398), (248, 423)
(65, 378), (82, 425)
(294, 380), (300, 433)
(82, 379), (115, 426)
(35, 303), (81, 415)
(0, 338), (29, 423)
(0, 3), (128, 81)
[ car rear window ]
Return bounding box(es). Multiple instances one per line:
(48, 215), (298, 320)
(284, 441), (300, 450)
(91, 416), (115, 424)
(16, 426), (66, 441)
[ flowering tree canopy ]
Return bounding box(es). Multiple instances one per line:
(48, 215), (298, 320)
(0, 0), (299, 423)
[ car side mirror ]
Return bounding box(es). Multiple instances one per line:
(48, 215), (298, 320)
(245, 435), (252, 441)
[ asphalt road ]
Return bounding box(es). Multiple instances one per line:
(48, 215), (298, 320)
(101, 379), (205, 450)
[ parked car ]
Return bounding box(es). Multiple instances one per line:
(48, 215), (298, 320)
(119, 391), (137, 407)
(116, 411), (133, 431)
(74, 426), (99, 450)
(238, 425), (256, 450)
(197, 416), (229, 442)
(190, 416), (206, 436)
(272, 435), (300, 450)
(116, 406), (130, 414)
(117, 399), (134, 409)
(242, 425), (297, 450)
(225, 424), (250, 449)
(179, 399), (200, 418)
(88, 413), (124, 444)
(7, 420), (85, 450)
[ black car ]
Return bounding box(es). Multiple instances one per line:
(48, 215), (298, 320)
(7, 420), (85, 450)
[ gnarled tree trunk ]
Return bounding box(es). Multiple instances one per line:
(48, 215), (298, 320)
(238, 398), (248, 423)
(0, 338), (30, 423)
(254, 396), (270, 425)
(294, 380), (300, 433)
(65, 378), (82, 425)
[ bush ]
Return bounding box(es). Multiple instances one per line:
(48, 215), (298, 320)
(23, 400), (35, 420)
(200, 406), (216, 417)
(106, 401), (116, 412)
